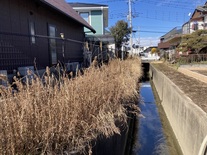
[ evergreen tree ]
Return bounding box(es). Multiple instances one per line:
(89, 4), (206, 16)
(178, 30), (207, 53)
(110, 20), (131, 50)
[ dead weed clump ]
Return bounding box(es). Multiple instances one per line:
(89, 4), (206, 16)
(0, 58), (142, 155)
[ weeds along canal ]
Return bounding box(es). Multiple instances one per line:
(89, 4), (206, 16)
(132, 63), (183, 155)
(91, 63), (182, 155)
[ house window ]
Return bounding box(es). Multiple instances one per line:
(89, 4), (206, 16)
(29, 22), (35, 44)
(192, 22), (198, 30)
(48, 24), (57, 65)
(80, 12), (89, 23)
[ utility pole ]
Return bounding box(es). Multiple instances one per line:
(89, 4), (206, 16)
(128, 0), (133, 55)
(138, 26), (140, 45)
(137, 26), (140, 54)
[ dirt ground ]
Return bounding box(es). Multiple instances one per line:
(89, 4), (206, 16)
(152, 62), (207, 113)
(192, 70), (207, 76)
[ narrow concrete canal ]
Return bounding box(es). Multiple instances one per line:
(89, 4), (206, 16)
(132, 63), (183, 155)
(92, 64), (183, 155)
(135, 82), (169, 154)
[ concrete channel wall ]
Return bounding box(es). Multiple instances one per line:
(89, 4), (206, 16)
(150, 64), (207, 155)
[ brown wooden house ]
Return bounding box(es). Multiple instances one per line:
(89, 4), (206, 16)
(0, 0), (96, 74)
(189, 2), (207, 33)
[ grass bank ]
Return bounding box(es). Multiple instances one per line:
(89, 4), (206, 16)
(0, 58), (142, 155)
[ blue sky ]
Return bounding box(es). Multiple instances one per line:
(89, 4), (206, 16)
(66, 0), (206, 46)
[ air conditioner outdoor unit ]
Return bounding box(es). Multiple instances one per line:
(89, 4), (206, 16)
(18, 66), (34, 83)
(0, 70), (8, 87)
(72, 62), (79, 72)
(65, 62), (79, 72)
(18, 66), (34, 76)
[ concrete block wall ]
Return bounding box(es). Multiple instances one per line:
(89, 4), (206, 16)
(150, 64), (207, 155)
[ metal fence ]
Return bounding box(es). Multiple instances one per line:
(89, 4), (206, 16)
(176, 54), (207, 64)
(0, 32), (115, 74)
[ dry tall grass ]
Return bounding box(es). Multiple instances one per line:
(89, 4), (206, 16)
(0, 58), (142, 155)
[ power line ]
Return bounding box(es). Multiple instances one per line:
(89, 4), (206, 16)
(138, 0), (205, 9)
(138, 30), (167, 33)
(108, 0), (194, 22)
(96, 0), (125, 3)
(136, 12), (187, 23)
(109, 12), (187, 23)
(136, 25), (180, 28)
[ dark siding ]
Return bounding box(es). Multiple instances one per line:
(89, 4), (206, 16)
(0, 0), (85, 72)
(0, 1), (10, 32)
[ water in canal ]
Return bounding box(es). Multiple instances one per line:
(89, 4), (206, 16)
(132, 64), (182, 155)
(135, 81), (169, 155)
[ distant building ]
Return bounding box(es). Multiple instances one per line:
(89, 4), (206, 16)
(158, 1), (207, 60)
(158, 27), (182, 57)
(139, 46), (160, 61)
(69, 2), (108, 36)
(183, 2), (207, 34)
(69, 2), (115, 59)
